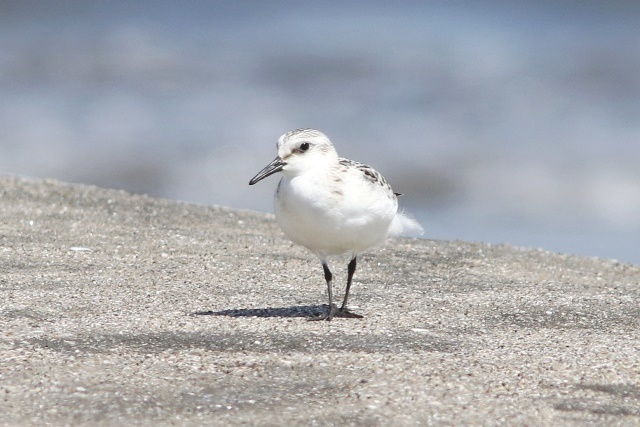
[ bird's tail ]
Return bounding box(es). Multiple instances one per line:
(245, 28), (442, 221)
(389, 211), (424, 238)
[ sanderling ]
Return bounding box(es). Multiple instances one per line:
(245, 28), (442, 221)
(249, 128), (422, 320)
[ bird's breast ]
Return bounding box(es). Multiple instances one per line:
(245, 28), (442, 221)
(274, 174), (397, 256)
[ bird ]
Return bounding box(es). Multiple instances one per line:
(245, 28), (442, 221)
(249, 128), (422, 320)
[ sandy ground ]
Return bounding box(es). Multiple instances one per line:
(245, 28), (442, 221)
(1, 175), (639, 426)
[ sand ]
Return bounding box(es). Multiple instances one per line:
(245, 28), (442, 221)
(1, 175), (639, 426)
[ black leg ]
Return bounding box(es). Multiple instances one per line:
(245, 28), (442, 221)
(341, 257), (357, 310)
(322, 262), (334, 311)
(308, 262), (337, 321)
(335, 256), (363, 319)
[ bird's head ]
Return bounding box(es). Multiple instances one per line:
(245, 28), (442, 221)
(249, 128), (338, 185)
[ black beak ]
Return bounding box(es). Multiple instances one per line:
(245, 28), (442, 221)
(249, 157), (286, 185)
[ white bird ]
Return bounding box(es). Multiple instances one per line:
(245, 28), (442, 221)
(249, 129), (422, 320)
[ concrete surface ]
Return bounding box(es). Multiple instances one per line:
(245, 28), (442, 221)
(1, 175), (639, 426)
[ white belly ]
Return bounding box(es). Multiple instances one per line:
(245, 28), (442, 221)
(274, 174), (397, 258)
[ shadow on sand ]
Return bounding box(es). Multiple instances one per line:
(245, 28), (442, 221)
(191, 305), (326, 318)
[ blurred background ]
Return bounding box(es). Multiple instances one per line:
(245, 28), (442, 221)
(1, 1), (639, 264)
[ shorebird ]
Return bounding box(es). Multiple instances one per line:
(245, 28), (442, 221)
(249, 128), (422, 320)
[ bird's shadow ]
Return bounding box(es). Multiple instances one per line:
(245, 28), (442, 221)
(191, 305), (326, 318)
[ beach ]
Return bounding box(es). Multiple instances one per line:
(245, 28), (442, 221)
(1, 175), (639, 425)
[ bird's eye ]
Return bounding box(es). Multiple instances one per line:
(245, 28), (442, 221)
(299, 142), (310, 152)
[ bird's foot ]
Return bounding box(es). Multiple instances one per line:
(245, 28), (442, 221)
(308, 305), (363, 321)
(335, 308), (364, 319)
